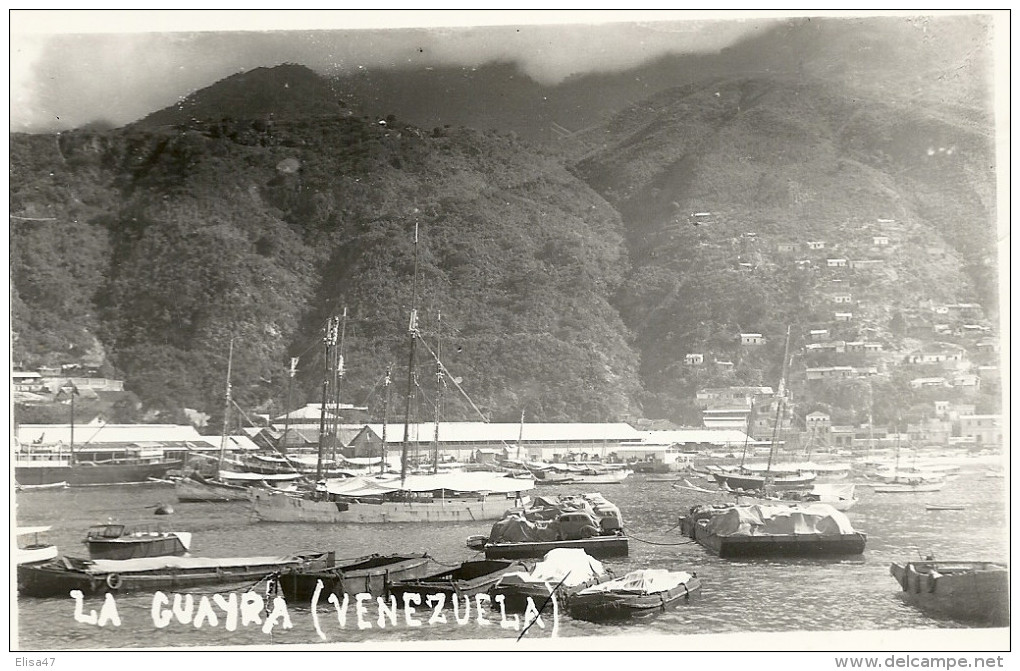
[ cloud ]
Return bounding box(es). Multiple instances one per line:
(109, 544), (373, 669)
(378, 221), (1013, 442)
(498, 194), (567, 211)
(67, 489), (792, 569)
(10, 14), (779, 132)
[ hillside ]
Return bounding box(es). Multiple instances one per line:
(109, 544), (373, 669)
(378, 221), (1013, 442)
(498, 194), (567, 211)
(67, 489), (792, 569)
(10, 15), (1001, 431)
(11, 97), (640, 427)
(133, 63), (350, 129)
(569, 73), (997, 424)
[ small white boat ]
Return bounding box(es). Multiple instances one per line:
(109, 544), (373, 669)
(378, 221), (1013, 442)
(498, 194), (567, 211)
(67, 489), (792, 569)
(15, 481), (68, 491)
(16, 526), (59, 565)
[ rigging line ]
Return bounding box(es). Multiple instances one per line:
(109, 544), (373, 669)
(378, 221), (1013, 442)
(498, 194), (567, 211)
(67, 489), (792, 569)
(414, 333), (489, 423)
(413, 331), (516, 452)
(291, 315), (341, 362)
(624, 529), (692, 547)
(229, 398), (260, 428)
(357, 365), (391, 410)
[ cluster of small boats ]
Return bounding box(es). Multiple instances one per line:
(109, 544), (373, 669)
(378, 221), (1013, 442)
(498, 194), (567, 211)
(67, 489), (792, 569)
(16, 521), (317, 598)
(17, 471), (1008, 629)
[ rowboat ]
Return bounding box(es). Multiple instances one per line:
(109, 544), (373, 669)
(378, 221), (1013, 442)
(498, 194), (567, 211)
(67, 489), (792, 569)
(388, 560), (529, 602)
(15, 527), (59, 566)
(275, 553), (434, 602)
(925, 504), (966, 512)
(890, 560), (1009, 626)
(568, 569), (702, 622)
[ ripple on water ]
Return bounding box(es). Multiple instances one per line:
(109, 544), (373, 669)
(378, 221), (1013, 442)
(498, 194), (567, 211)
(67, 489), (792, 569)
(14, 469), (1008, 649)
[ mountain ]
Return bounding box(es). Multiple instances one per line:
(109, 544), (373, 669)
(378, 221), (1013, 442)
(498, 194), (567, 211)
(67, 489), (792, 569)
(321, 15), (994, 145)
(11, 107), (640, 427)
(10, 15), (1000, 429)
(133, 63), (349, 128)
(568, 70), (996, 422)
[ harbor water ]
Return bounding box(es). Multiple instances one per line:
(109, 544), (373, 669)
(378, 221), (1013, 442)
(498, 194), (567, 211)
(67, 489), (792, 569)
(13, 466), (1009, 650)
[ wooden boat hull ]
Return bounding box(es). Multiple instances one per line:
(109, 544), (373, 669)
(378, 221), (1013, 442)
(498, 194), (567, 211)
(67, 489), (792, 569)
(568, 576), (702, 622)
(276, 554), (434, 602)
(175, 477), (251, 502)
(16, 546), (59, 565)
(16, 461), (182, 487)
(890, 561), (1009, 626)
(483, 535), (629, 560)
(17, 553), (321, 598)
(388, 560), (527, 602)
(250, 490), (526, 524)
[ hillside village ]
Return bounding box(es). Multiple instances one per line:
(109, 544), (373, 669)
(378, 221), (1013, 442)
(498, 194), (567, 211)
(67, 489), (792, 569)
(680, 217), (1001, 454)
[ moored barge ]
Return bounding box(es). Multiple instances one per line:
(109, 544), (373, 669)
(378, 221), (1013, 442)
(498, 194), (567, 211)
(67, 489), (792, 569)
(18, 552), (325, 597)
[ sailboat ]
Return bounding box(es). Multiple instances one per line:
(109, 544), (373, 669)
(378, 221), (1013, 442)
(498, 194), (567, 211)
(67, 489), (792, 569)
(175, 341), (301, 502)
(869, 424), (946, 494)
(250, 222), (534, 523)
(711, 327), (816, 492)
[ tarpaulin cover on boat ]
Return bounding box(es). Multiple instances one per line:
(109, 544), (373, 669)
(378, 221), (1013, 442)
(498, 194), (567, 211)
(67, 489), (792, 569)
(486, 493), (622, 543)
(488, 514), (561, 542)
(520, 494), (619, 522)
(579, 569), (693, 595)
(706, 504), (857, 537)
(323, 472), (534, 496)
(497, 548), (606, 587)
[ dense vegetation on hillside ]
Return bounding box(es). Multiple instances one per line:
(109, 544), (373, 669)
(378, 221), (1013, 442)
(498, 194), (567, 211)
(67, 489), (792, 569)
(11, 16), (1000, 431)
(571, 73), (997, 424)
(11, 109), (640, 428)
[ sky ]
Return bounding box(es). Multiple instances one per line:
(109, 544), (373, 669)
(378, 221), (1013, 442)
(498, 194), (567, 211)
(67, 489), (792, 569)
(8, 10), (794, 132)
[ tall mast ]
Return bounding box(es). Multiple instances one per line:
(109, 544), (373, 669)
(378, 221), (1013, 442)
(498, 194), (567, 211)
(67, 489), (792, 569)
(380, 365), (391, 475)
(764, 326), (792, 485)
(517, 409), (525, 462)
(217, 339), (234, 473)
(68, 385), (77, 466)
(317, 316), (339, 482)
(867, 380), (875, 461)
(739, 399), (754, 468)
(894, 415), (902, 476)
(331, 307), (348, 463)
(400, 221), (420, 486)
(432, 310), (443, 474)
(280, 356), (298, 454)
